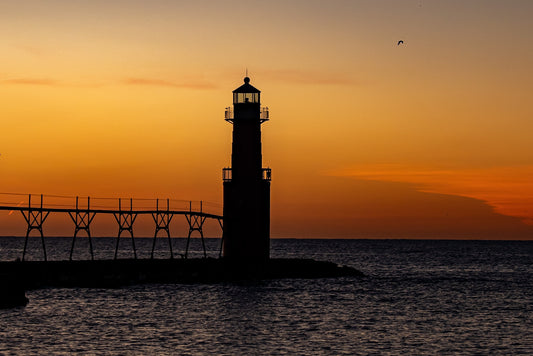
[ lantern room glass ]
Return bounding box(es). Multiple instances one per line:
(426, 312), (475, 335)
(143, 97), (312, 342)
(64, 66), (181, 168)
(233, 92), (260, 104)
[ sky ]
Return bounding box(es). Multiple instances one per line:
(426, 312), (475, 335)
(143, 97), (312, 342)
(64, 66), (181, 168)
(1, 0), (533, 239)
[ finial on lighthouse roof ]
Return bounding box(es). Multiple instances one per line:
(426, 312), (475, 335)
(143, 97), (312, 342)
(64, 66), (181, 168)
(244, 76), (250, 84)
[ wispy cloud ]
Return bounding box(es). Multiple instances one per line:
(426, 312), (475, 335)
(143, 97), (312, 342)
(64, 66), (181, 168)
(122, 78), (217, 90)
(260, 69), (359, 86)
(2, 78), (60, 86)
(1, 77), (217, 89)
(13, 45), (46, 57)
(328, 164), (533, 225)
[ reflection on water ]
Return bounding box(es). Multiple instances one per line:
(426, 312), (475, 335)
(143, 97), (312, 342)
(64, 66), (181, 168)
(0, 239), (532, 354)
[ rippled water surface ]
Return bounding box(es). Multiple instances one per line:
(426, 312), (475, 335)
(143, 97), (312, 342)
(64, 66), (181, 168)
(1, 238), (532, 355)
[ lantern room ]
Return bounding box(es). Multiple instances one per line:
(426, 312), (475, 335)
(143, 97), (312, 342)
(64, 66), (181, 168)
(232, 77), (260, 104)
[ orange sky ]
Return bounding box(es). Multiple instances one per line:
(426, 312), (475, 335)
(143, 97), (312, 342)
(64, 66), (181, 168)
(1, 1), (533, 239)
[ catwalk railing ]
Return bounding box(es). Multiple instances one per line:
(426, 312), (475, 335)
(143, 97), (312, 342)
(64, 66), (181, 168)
(0, 193), (223, 261)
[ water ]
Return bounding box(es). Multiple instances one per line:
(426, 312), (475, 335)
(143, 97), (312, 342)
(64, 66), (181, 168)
(1, 238), (532, 354)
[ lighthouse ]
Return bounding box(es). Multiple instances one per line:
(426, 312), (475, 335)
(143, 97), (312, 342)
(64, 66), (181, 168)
(222, 77), (271, 261)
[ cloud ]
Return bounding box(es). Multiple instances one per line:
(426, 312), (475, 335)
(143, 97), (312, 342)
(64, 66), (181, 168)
(259, 69), (359, 86)
(122, 78), (217, 90)
(13, 45), (46, 57)
(2, 78), (60, 86)
(327, 164), (533, 225)
(1, 77), (216, 89)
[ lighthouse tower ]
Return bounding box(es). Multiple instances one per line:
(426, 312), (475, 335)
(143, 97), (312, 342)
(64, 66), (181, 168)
(222, 77), (271, 261)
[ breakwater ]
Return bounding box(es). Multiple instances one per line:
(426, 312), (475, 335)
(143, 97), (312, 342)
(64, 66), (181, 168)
(1, 258), (362, 295)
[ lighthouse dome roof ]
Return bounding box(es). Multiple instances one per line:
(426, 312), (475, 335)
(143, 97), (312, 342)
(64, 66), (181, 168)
(233, 77), (260, 93)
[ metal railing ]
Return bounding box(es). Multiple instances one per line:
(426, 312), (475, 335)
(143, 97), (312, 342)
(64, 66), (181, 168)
(224, 106), (269, 123)
(222, 168), (232, 182)
(262, 168), (272, 181)
(224, 107), (233, 121)
(222, 168), (271, 182)
(260, 107), (269, 123)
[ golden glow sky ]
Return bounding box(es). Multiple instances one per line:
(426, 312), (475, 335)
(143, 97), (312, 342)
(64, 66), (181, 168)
(1, 0), (533, 239)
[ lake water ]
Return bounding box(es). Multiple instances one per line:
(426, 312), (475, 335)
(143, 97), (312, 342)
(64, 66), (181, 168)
(0, 237), (532, 355)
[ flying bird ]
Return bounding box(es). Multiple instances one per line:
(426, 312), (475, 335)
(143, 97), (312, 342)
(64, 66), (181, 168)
(397, 40), (404, 45)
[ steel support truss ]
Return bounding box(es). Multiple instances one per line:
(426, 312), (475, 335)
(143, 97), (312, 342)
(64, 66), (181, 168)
(113, 198), (138, 260)
(184, 201), (207, 258)
(68, 196), (96, 261)
(150, 199), (174, 259)
(21, 194), (49, 261)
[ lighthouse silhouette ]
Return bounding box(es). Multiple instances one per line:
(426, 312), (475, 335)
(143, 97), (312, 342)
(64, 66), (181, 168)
(222, 77), (271, 261)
